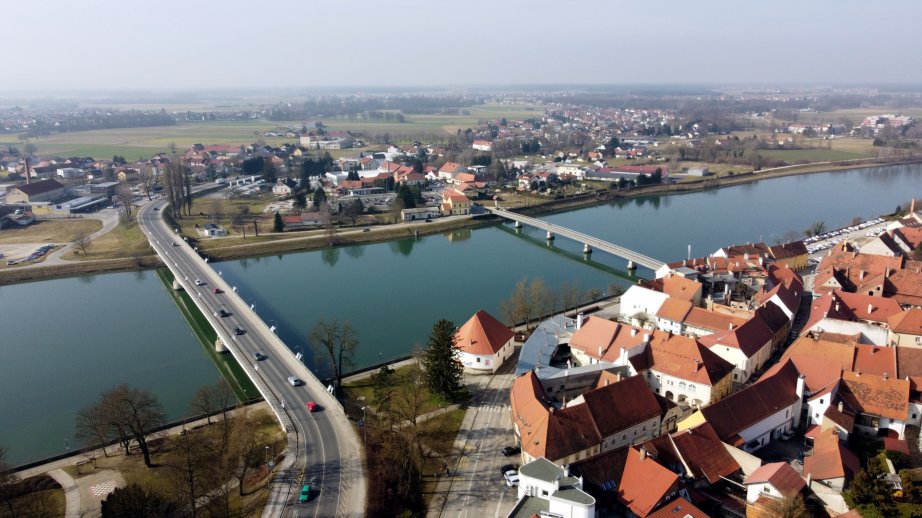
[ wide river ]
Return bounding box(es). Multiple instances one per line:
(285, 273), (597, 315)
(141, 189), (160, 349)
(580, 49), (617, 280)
(1, 163), (920, 465)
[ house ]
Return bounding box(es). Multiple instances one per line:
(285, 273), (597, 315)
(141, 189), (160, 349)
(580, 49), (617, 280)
(438, 162), (464, 181)
(630, 334), (735, 407)
(5, 179), (67, 204)
(769, 241), (809, 271)
(196, 223), (228, 237)
(743, 462), (806, 503)
(640, 422), (741, 486)
(699, 312), (775, 385)
(472, 140), (493, 152)
(616, 446), (680, 517)
(272, 180), (293, 196)
(400, 207), (440, 222)
(440, 189), (471, 216)
(803, 428), (860, 491)
(508, 457), (595, 518)
(684, 361), (804, 452)
(620, 285), (669, 327)
(888, 309), (922, 347)
(454, 310), (514, 374)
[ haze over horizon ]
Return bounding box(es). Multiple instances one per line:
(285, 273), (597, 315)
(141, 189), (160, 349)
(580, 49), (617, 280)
(5, 0), (922, 94)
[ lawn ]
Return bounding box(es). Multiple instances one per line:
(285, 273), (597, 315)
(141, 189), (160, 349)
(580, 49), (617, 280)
(0, 218), (101, 245)
(758, 148), (866, 162)
(67, 218), (150, 261)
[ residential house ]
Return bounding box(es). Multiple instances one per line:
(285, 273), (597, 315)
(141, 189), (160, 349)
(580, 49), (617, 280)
(440, 189), (471, 216)
(743, 462), (806, 505)
(438, 162), (464, 181)
(639, 422), (741, 487)
(888, 309), (922, 347)
(454, 310), (514, 374)
(630, 334), (735, 407)
(615, 446), (681, 517)
(272, 180), (293, 196)
(699, 312), (776, 385)
(802, 428), (860, 491)
(769, 241), (809, 271)
(400, 207), (440, 222)
(472, 140), (493, 152)
(620, 285), (669, 327)
(196, 223), (227, 237)
(509, 458), (595, 518)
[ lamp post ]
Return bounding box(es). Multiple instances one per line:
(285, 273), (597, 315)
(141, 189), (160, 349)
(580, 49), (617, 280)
(360, 406), (367, 445)
(265, 445), (269, 468)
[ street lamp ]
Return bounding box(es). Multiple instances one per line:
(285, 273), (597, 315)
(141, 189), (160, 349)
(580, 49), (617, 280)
(265, 445), (270, 468)
(360, 406), (367, 445)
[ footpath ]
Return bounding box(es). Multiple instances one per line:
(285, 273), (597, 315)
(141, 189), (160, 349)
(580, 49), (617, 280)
(14, 403), (269, 518)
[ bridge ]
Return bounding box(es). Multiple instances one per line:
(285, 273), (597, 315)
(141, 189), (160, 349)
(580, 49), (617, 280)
(137, 198), (365, 517)
(486, 206), (665, 272)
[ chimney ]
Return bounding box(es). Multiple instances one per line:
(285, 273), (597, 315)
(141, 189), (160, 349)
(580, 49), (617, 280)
(616, 371), (622, 382)
(563, 464), (570, 477)
(884, 372), (889, 380)
(605, 378), (610, 386)
(576, 312), (585, 329)
(838, 401), (843, 412)
(598, 346), (603, 358)
(728, 323), (734, 330)
(631, 328), (637, 337)
(806, 473), (813, 487)
(639, 447), (647, 460)
(694, 359), (701, 372)
(744, 252), (750, 261)
(868, 303), (873, 314)
(886, 266), (891, 277)
(835, 302), (840, 312)
(643, 334), (651, 343)
(860, 269), (866, 281)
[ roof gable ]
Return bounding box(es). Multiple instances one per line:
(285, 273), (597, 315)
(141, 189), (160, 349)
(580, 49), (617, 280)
(454, 309), (513, 356)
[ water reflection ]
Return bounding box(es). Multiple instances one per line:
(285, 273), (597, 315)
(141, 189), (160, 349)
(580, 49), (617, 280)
(345, 245), (365, 259)
(321, 247), (340, 266)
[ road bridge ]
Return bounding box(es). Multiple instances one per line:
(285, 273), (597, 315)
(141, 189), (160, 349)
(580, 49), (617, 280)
(486, 206), (665, 272)
(138, 198), (365, 517)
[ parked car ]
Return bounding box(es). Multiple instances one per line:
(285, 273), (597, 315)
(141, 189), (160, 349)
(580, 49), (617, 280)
(501, 446), (520, 457)
(499, 464), (518, 477)
(299, 484), (311, 502)
(503, 470), (519, 487)
(781, 430), (796, 441)
(287, 376), (303, 386)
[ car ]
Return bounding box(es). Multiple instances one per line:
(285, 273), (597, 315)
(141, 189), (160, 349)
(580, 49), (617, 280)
(503, 470), (519, 487)
(781, 430), (796, 441)
(287, 376), (303, 386)
(217, 309), (230, 317)
(499, 464), (517, 477)
(309, 476), (321, 489)
(299, 484), (311, 502)
(254, 352), (267, 361)
(212, 288), (223, 294)
(233, 327), (245, 335)
(171, 242), (179, 246)
(153, 207), (159, 210)
(501, 446), (520, 457)
(194, 279), (204, 286)
(363, 227), (370, 232)
(305, 401), (319, 412)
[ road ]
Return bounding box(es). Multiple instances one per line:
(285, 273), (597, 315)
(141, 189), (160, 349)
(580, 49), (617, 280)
(137, 200), (365, 517)
(429, 362), (519, 518)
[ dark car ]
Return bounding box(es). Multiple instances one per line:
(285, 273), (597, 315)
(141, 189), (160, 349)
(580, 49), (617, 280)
(501, 446), (520, 457)
(218, 309), (230, 317)
(253, 352), (267, 361)
(499, 464), (517, 477)
(233, 327), (245, 335)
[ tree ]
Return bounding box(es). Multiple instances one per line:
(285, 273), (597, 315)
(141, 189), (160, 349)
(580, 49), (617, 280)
(73, 231), (92, 255)
(101, 483), (177, 518)
(228, 412), (261, 496)
(168, 429), (216, 518)
(293, 191), (307, 210)
(371, 365), (397, 426)
(780, 494), (809, 518)
(422, 320), (465, 402)
(845, 455), (897, 517)
(312, 187), (327, 209)
(341, 198), (363, 226)
(115, 182), (133, 225)
(0, 444), (19, 517)
(804, 221), (826, 238)
(273, 212), (284, 233)
(309, 319), (358, 393)
(137, 167), (157, 201)
(500, 277), (552, 330)
(75, 384), (165, 468)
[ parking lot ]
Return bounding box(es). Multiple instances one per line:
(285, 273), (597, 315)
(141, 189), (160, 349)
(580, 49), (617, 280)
(752, 433), (812, 473)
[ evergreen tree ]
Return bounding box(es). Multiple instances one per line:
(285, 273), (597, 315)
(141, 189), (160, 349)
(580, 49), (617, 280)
(273, 211), (284, 233)
(313, 188), (327, 209)
(422, 319), (464, 402)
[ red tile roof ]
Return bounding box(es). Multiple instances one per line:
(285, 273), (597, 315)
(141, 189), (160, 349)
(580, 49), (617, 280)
(745, 462), (806, 497)
(852, 345), (897, 378)
(889, 309), (922, 336)
(617, 447), (679, 517)
(454, 310), (513, 356)
(669, 422), (740, 483)
(639, 335), (735, 387)
(581, 375), (661, 437)
(839, 371), (909, 421)
(646, 497), (710, 518)
(803, 428), (860, 482)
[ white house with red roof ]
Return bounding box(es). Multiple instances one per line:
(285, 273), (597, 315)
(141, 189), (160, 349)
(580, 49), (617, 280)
(744, 462), (806, 504)
(472, 140), (493, 152)
(454, 310), (515, 373)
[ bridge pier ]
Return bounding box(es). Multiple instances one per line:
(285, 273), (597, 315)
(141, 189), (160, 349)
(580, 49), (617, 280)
(172, 279), (184, 291)
(514, 221), (522, 229)
(546, 231), (554, 241)
(583, 243), (592, 254)
(627, 260), (636, 272)
(215, 339), (228, 353)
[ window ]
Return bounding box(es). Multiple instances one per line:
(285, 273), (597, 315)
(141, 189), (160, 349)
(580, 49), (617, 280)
(541, 490), (548, 497)
(476, 357), (481, 363)
(763, 486), (771, 493)
(820, 399), (824, 404)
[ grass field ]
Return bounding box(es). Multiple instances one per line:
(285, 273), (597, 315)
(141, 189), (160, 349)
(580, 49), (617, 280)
(0, 218), (101, 245)
(757, 148), (866, 162)
(0, 103), (543, 160)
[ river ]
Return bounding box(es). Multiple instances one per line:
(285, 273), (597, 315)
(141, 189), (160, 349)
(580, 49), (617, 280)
(1, 163), (920, 465)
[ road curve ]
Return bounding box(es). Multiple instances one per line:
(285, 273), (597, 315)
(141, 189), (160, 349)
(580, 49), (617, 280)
(137, 199), (365, 517)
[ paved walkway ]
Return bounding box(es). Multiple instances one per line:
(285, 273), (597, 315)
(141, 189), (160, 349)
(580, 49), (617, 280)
(15, 403), (269, 518)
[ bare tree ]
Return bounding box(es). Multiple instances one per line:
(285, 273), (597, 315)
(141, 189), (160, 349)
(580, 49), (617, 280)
(73, 231), (92, 255)
(228, 413), (261, 496)
(115, 183), (133, 225)
(137, 166), (157, 201)
(500, 277), (552, 330)
(309, 318), (358, 392)
(0, 444), (20, 517)
(189, 386), (218, 425)
(168, 430), (217, 518)
(75, 384), (165, 468)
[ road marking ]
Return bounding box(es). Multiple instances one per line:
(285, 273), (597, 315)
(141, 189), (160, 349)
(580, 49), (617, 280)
(89, 480), (117, 497)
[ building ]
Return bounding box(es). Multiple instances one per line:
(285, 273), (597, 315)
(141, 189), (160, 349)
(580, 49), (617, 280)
(454, 310), (515, 374)
(472, 140), (493, 152)
(196, 223), (228, 237)
(889, 309), (922, 347)
(5, 179), (67, 204)
(272, 180), (293, 196)
(440, 189), (471, 216)
(508, 457), (595, 518)
(744, 462), (806, 504)
(400, 207), (440, 222)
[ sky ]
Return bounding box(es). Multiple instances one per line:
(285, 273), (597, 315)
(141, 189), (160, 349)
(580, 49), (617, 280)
(5, 0), (922, 93)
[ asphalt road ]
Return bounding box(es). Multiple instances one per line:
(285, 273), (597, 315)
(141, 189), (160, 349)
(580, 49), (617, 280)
(137, 200), (364, 517)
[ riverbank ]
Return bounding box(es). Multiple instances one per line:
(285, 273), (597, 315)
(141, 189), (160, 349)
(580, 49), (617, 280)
(1, 155), (919, 287)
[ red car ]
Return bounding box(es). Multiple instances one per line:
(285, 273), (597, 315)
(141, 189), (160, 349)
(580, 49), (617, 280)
(305, 402), (319, 412)
(212, 288), (223, 294)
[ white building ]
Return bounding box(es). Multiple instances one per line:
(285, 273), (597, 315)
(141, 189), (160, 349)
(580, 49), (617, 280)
(454, 310), (515, 374)
(619, 285), (669, 327)
(508, 457), (595, 518)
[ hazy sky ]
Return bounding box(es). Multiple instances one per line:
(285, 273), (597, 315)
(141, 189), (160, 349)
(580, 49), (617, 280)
(5, 0), (922, 92)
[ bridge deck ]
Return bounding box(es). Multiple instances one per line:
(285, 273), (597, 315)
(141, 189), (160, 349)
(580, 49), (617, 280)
(487, 207), (665, 271)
